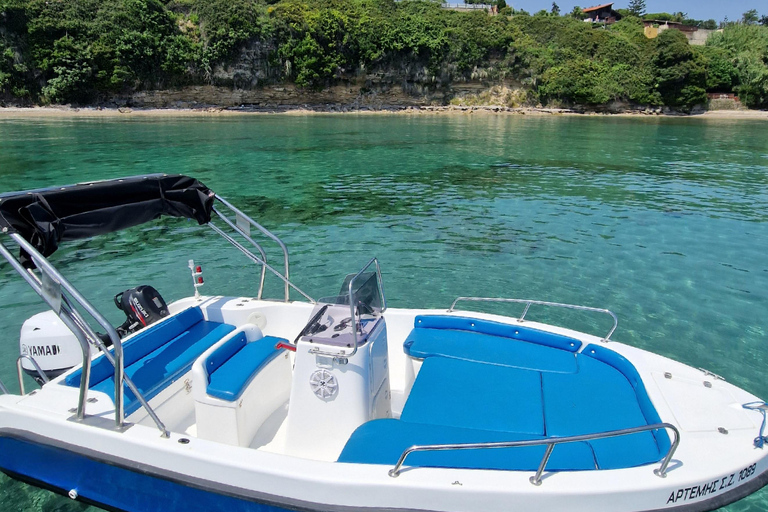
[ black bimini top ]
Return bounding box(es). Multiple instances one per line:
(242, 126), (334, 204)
(0, 174), (214, 257)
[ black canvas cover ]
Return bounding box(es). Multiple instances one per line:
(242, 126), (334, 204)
(0, 174), (214, 257)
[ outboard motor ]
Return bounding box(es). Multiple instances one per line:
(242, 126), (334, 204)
(114, 285), (169, 338)
(19, 311), (96, 382)
(19, 285), (169, 383)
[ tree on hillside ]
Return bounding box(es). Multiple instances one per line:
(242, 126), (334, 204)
(742, 9), (758, 25)
(569, 6), (585, 19)
(551, 2), (560, 15)
(627, 0), (645, 17)
(652, 28), (707, 109)
(760, 15), (768, 26)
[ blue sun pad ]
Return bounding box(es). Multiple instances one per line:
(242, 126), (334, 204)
(339, 316), (668, 472)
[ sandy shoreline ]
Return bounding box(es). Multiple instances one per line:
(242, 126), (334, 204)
(1, 105), (767, 120)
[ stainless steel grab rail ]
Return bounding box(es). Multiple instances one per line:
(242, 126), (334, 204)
(208, 223), (315, 303)
(448, 297), (618, 342)
(0, 238), (93, 420)
(214, 196), (292, 302)
(0, 377), (8, 394)
(0, 195), (306, 436)
(388, 423), (680, 483)
(212, 208), (269, 300)
(0, 235), (169, 437)
(19, 243), (169, 436)
(16, 355), (50, 395)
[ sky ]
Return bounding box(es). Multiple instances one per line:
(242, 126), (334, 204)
(506, 1), (765, 22)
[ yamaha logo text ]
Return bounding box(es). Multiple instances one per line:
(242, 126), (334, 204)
(21, 344), (61, 357)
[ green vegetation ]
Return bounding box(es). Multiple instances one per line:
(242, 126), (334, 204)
(627, 0), (645, 17)
(0, 0), (766, 111)
(707, 24), (768, 108)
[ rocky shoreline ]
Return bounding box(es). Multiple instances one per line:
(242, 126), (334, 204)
(2, 82), (762, 118)
(1, 104), (766, 120)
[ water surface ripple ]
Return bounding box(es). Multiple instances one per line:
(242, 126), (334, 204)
(0, 114), (767, 511)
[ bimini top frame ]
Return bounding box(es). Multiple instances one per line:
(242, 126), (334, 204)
(0, 174), (313, 434)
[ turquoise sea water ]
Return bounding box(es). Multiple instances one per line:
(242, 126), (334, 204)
(0, 113), (767, 511)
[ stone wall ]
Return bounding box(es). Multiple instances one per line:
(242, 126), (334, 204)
(126, 84), (436, 109)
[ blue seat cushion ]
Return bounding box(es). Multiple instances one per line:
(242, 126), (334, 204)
(542, 356), (663, 469)
(404, 328), (578, 373)
(89, 319), (235, 415)
(65, 307), (207, 388)
(206, 336), (288, 401)
(401, 357), (545, 435)
(338, 419), (596, 471)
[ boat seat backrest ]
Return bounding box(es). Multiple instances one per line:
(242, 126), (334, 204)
(204, 335), (288, 401)
(64, 306), (207, 388)
(204, 331), (248, 380)
(412, 315), (582, 352)
(582, 343), (670, 453)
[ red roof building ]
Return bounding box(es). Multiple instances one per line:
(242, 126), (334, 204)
(582, 2), (621, 24)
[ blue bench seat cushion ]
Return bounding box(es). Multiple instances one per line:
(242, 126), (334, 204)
(404, 328), (579, 373)
(206, 336), (288, 401)
(338, 419), (596, 471)
(91, 321), (235, 415)
(542, 356), (663, 469)
(65, 307), (207, 388)
(401, 357), (545, 435)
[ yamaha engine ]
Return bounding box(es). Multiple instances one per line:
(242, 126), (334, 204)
(19, 285), (169, 384)
(114, 285), (169, 338)
(19, 311), (96, 382)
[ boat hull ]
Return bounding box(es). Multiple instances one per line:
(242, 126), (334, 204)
(2, 427), (768, 512)
(0, 431), (299, 512)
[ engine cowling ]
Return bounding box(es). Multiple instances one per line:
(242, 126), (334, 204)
(20, 311), (97, 380)
(114, 285), (169, 338)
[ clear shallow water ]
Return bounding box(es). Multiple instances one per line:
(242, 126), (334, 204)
(0, 113), (767, 511)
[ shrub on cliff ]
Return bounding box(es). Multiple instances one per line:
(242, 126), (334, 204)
(651, 29), (707, 109)
(0, 0), (764, 109)
(707, 24), (768, 108)
(22, 0), (194, 103)
(270, 0), (514, 89)
(194, 0), (270, 78)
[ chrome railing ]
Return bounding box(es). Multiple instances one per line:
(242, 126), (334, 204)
(388, 423), (680, 483)
(0, 234), (169, 437)
(0, 376), (8, 394)
(0, 196), (309, 437)
(214, 196), (292, 302)
(208, 223), (315, 303)
(448, 297), (618, 342)
(16, 355), (49, 395)
(212, 208), (268, 300)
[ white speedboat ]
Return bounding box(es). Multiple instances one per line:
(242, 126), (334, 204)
(0, 174), (766, 512)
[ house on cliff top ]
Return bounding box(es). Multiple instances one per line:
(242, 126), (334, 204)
(642, 20), (721, 45)
(582, 3), (621, 24)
